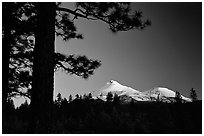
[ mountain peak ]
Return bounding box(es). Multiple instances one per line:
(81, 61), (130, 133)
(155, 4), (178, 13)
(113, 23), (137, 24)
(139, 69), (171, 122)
(108, 80), (118, 84)
(98, 80), (141, 97)
(97, 80), (192, 103)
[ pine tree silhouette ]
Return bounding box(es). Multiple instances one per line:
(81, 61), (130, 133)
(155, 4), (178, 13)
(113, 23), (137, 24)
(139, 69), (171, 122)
(175, 91), (182, 103)
(3, 2), (151, 133)
(68, 94), (73, 103)
(106, 92), (113, 102)
(113, 93), (120, 105)
(190, 88), (198, 102)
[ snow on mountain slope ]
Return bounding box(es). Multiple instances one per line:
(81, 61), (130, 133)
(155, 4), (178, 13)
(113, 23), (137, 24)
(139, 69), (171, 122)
(143, 87), (192, 102)
(143, 87), (175, 98)
(97, 80), (148, 101)
(96, 80), (192, 102)
(98, 80), (128, 95)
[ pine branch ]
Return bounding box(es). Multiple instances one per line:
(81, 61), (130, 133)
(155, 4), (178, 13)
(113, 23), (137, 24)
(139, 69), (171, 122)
(56, 7), (97, 20)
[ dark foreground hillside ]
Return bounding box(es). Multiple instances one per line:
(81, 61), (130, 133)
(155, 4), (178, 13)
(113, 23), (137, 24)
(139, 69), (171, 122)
(3, 97), (202, 134)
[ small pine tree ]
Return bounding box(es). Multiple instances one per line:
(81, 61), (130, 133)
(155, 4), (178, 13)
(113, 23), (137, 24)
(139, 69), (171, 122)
(113, 93), (120, 105)
(75, 94), (79, 99)
(83, 94), (87, 100)
(156, 93), (160, 102)
(106, 92), (113, 102)
(55, 93), (63, 107)
(190, 88), (198, 101)
(68, 94), (73, 103)
(175, 91), (182, 103)
(88, 93), (92, 99)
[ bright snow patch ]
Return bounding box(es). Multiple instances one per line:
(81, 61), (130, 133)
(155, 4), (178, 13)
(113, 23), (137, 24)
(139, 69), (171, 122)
(143, 87), (192, 102)
(96, 80), (192, 102)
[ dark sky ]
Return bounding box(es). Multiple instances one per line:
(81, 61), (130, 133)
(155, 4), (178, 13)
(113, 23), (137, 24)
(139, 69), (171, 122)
(54, 2), (202, 100)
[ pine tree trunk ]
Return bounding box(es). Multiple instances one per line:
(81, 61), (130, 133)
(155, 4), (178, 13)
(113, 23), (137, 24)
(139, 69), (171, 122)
(2, 4), (12, 130)
(29, 3), (56, 133)
(2, 24), (10, 133)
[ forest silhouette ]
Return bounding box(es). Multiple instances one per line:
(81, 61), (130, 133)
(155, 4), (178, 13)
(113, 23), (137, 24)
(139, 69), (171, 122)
(3, 92), (202, 133)
(2, 2), (201, 134)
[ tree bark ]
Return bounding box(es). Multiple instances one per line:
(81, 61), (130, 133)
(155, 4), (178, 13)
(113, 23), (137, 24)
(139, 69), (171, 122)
(2, 22), (10, 131)
(2, 3), (12, 129)
(28, 2), (56, 133)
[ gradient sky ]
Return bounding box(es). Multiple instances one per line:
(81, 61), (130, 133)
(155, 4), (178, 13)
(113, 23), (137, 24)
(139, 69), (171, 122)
(54, 2), (202, 100)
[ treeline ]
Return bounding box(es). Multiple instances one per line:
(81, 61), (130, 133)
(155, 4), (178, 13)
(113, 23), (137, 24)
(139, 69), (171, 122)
(3, 93), (202, 134)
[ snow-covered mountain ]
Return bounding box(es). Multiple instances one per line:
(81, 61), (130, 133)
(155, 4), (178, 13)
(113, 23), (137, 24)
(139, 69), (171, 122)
(98, 80), (141, 96)
(97, 80), (148, 101)
(143, 87), (192, 102)
(96, 80), (192, 103)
